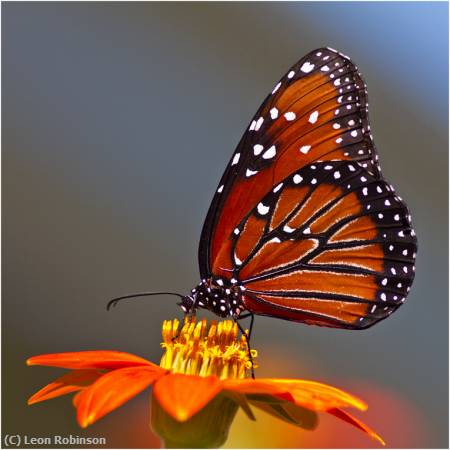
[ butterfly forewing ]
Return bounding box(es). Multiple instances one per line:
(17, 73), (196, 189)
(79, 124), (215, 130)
(232, 160), (416, 329)
(199, 47), (380, 280)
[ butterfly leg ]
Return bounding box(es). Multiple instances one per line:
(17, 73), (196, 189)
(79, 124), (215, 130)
(236, 312), (255, 340)
(234, 312), (256, 379)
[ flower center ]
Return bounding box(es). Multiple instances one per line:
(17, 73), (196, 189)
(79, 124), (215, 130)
(159, 318), (257, 379)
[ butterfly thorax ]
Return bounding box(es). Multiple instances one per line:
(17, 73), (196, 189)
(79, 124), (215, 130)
(180, 278), (245, 318)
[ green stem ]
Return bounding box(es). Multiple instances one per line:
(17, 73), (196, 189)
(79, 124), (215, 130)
(150, 393), (238, 448)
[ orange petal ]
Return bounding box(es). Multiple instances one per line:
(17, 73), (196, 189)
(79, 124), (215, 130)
(76, 365), (165, 428)
(153, 373), (222, 422)
(223, 378), (367, 411)
(27, 351), (154, 370)
(28, 369), (104, 405)
(328, 407), (385, 446)
(73, 391), (83, 408)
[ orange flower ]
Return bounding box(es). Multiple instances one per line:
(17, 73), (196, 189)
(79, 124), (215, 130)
(27, 318), (384, 447)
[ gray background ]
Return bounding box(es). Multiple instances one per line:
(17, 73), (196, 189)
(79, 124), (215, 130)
(3, 2), (448, 448)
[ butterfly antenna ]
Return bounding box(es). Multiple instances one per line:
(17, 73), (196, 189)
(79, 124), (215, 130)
(107, 291), (185, 311)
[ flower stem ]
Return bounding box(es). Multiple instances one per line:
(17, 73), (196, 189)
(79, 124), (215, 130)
(150, 393), (238, 448)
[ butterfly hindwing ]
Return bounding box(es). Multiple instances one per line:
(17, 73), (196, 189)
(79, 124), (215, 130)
(232, 161), (416, 329)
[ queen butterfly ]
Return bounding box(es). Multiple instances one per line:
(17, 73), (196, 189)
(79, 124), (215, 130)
(109, 47), (417, 335)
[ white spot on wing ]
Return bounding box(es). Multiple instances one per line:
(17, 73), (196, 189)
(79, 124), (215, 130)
(231, 153), (240, 166)
(262, 145), (276, 159)
(272, 82), (281, 94)
(246, 169), (258, 177)
(287, 70), (295, 79)
(283, 225), (295, 233)
(308, 111), (319, 124)
(257, 202), (270, 215)
(253, 144), (264, 155)
(255, 117), (264, 131)
(300, 61), (315, 73)
(293, 174), (303, 184)
(284, 111), (296, 121)
(273, 183), (283, 193)
(217, 185), (224, 193)
(270, 107), (279, 119)
(300, 145), (311, 154)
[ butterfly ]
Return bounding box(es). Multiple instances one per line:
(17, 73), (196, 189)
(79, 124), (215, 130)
(109, 47), (417, 336)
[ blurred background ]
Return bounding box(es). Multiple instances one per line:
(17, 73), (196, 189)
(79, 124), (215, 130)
(3, 2), (448, 448)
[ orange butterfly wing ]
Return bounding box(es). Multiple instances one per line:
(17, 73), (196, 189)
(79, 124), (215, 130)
(197, 47), (416, 328)
(199, 47), (380, 279)
(234, 161), (416, 328)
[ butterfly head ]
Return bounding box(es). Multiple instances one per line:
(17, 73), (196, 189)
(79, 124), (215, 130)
(178, 295), (195, 314)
